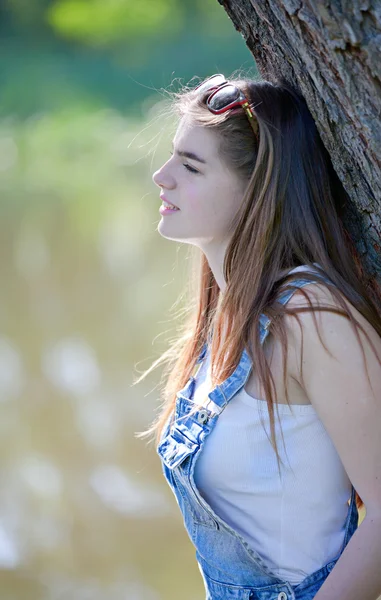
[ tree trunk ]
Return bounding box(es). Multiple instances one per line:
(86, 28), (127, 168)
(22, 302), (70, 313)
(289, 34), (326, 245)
(218, 0), (381, 284)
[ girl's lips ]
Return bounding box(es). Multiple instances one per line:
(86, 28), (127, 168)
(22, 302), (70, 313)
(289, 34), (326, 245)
(159, 205), (180, 214)
(160, 195), (179, 209)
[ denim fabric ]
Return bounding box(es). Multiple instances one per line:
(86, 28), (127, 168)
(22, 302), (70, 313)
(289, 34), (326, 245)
(157, 277), (359, 600)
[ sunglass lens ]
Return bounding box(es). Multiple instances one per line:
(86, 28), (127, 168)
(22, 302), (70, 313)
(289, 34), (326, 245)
(195, 74), (226, 94)
(208, 85), (240, 111)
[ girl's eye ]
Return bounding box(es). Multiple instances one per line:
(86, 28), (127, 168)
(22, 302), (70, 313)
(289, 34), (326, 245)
(169, 151), (199, 174)
(183, 163), (199, 174)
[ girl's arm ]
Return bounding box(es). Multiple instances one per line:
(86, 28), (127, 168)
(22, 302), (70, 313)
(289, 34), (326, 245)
(286, 284), (381, 600)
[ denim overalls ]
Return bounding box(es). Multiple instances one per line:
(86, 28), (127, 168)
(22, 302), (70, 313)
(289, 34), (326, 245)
(157, 276), (359, 600)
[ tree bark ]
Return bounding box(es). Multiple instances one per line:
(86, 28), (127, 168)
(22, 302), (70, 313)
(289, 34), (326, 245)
(218, 0), (381, 284)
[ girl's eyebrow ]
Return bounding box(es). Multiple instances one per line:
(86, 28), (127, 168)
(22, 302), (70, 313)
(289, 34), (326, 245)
(171, 141), (207, 164)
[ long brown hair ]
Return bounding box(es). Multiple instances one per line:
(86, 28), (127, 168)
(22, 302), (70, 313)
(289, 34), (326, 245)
(134, 72), (381, 513)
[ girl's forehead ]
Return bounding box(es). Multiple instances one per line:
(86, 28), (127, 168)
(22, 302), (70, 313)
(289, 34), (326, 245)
(174, 118), (220, 153)
(175, 117), (217, 142)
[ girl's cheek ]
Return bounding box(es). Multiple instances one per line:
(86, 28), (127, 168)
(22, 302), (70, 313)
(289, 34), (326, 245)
(186, 183), (203, 211)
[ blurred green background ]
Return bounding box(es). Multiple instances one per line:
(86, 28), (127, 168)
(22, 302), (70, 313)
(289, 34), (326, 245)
(0, 1), (257, 599)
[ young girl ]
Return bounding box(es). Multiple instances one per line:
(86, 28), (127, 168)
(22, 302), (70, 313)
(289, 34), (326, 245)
(135, 73), (381, 600)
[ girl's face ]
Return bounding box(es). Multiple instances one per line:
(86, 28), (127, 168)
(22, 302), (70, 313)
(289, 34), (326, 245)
(152, 117), (247, 251)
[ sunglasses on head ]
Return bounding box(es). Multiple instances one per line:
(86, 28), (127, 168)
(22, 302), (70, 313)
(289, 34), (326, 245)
(194, 73), (259, 138)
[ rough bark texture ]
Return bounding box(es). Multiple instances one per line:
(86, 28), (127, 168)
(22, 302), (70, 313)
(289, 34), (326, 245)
(218, 0), (381, 284)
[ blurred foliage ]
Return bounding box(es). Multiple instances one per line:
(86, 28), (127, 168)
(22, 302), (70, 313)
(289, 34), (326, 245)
(0, 106), (171, 238)
(2, 0), (241, 44)
(46, 0), (183, 46)
(0, 0), (255, 118)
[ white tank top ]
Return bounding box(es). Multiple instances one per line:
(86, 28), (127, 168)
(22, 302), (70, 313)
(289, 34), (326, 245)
(193, 265), (352, 585)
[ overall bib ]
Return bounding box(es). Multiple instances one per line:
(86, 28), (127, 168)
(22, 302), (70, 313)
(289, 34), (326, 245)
(157, 275), (359, 600)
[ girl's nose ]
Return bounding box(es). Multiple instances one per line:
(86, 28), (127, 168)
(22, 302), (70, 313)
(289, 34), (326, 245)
(152, 161), (175, 189)
(152, 168), (162, 187)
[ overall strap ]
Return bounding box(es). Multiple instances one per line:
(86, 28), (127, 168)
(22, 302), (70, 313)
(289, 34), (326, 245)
(193, 271), (333, 380)
(259, 271), (333, 334)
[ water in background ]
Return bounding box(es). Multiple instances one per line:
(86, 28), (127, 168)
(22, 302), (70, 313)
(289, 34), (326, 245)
(0, 105), (207, 599)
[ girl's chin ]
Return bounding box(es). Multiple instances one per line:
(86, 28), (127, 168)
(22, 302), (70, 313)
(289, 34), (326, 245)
(157, 225), (194, 244)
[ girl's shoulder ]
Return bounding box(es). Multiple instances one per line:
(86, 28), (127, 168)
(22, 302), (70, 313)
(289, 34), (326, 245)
(283, 271), (380, 386)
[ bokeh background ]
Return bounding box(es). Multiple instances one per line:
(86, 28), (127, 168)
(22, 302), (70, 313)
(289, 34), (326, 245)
(0, 1), (257, 599)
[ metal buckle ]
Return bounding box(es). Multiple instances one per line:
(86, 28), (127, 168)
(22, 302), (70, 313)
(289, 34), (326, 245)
(197, 409), (209, 424)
